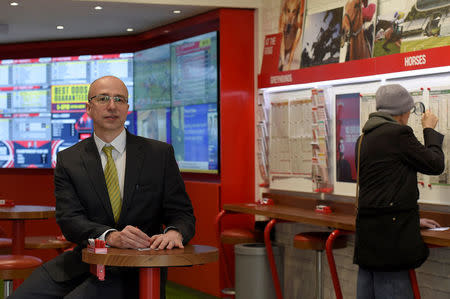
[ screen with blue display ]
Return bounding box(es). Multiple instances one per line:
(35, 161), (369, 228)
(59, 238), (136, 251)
(134, 31), (219, 173)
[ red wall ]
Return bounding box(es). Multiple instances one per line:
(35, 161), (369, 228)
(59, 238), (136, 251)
(0, 8), (255, 297)
(168, 10), (256, 296)
(168, 181), (221, 295)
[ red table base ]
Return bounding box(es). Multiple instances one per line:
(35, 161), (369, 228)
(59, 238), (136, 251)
(139, 267), (160, 299)
(13, 220), (25, 290)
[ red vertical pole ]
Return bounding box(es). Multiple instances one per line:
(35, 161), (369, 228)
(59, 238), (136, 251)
(140, 268), (160, 299)
(12, 220), (25, 254)
(264, 219), (283, 299)
(409, 269), (421, 299)
(12, 220), (26, 290)
(214, 210), (233, 289)
(325, 229), (343, 299)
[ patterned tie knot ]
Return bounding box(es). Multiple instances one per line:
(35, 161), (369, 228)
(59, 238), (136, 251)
(102, 145), (114, 157)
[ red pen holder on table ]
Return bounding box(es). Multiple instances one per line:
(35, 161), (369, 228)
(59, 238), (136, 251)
(0, 199), (15, 207)
(88, 239), (107, 281)
(315, 205), (332, 214)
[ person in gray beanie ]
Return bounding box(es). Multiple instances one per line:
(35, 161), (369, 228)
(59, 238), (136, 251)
(376, 83), (415, 115)
(354, 83), (444, 298)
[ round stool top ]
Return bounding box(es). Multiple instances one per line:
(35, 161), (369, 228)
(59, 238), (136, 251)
(294, 231), (347, 251)
(0, 255), (42, 270)
(0, 205), (55, 220)
(25, 236), (73, 250)
(221, 228), (263, 244)
(0, 237), (12, 248)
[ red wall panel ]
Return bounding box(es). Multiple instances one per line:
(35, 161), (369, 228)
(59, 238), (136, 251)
(168, 181), (221, 296)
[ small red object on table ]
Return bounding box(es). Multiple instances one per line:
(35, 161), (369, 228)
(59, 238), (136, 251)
(0, 199), (15, 207)
(315, 205), (332, 214)
(87, 239), (107, 281)
(258, 198), (274, 205)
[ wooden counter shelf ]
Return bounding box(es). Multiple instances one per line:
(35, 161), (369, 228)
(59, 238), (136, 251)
(223, 203), (355, 231)
(223, 192), (450, 247)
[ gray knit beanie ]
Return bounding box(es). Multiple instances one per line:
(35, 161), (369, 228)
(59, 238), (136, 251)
(375, 84), (414, 116)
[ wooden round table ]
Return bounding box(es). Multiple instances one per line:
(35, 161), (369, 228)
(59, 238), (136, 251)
(0, 205), (55, 254)
(82, 245), (218, 299)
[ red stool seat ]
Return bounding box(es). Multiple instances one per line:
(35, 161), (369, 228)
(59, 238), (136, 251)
(219, 228), (264, 297)
(0, 238), (12, 247)
(0, 236), (73, 254)
(294, 231), (347, 251)
(0, 237), (12, 254)
(0, 254), (42, 280)
(25, 236), (73, 251)
(220, 228), (264, 244)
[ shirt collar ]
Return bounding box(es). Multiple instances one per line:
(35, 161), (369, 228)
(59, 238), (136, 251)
(93, 129), (126, 154)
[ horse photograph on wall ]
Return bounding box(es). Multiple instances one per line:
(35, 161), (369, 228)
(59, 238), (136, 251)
(340, 0), (377, 62)
(300, 7), (344, 68)
(374, 0), (450, 57)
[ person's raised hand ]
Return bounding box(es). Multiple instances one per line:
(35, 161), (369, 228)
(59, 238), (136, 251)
(106, 225), (151, 249)
(421, 110), (438, 129)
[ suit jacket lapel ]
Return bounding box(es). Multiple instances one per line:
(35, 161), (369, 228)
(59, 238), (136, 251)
(81, 137), (115, 224)
(119, 132), (145, 225)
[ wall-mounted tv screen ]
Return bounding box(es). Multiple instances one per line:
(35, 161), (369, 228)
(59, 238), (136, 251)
(0, 54), (135, 168)
(0, 30), (219, 174)
(134, 31), (219, 173)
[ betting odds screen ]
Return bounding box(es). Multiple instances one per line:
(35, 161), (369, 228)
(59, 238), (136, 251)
(0, 31), (219, 173)
(135, 31), (219, 173)
(0, 53), (134, 168)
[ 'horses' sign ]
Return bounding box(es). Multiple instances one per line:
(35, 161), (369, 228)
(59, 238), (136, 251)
(404, 54), (427, 67)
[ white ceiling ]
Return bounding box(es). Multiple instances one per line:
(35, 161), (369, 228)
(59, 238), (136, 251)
(0, 0), (237, 44)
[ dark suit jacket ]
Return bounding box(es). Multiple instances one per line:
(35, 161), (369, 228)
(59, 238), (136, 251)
(44, 131), (195, 282)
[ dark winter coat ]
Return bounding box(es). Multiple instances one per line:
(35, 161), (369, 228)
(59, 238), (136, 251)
(354, 112), (444, 271)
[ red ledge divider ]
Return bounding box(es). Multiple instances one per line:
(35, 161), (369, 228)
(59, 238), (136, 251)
(259, 45), (450, 89)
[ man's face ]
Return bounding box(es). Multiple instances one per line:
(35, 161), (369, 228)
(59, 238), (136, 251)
(86, 76), (129, 136)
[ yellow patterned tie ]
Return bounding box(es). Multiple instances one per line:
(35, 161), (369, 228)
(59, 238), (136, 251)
(102, 146), (121, 222)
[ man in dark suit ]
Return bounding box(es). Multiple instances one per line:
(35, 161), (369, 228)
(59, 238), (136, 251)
(11, 76), (195, 299)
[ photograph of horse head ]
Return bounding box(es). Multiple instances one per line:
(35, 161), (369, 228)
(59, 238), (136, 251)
(340, 0), (377, 61)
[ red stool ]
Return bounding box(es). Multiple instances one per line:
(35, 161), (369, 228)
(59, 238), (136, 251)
(294, 232), (347, 299)
(0, 235), (73, 255)
(0, 238), (12, 254)
(215, 210), (264, 297)
(220, 228), (264, 296)
(0, 254), (42, 297)
(24, 235), (74, 254)
(220, 228), (263, 244)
